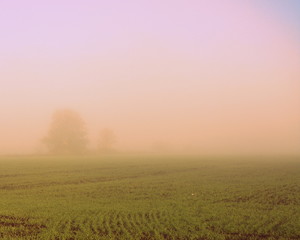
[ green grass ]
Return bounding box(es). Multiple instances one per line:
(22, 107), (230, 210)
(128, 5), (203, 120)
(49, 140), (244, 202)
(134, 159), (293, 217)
(0, 155), (299, 239)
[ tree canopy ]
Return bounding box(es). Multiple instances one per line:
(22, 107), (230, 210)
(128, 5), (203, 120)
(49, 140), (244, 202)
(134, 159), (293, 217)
(97, 128), (116, 153)
(43, 109), (88, 154)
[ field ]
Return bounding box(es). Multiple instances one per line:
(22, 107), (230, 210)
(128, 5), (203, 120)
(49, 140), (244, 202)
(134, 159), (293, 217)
(0, 155), (299, 240)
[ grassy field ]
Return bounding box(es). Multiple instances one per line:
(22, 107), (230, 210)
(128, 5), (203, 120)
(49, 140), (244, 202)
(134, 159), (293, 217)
(0, 155), (299, 240)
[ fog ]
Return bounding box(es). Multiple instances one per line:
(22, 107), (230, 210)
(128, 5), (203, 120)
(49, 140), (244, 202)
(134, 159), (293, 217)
(0, 1), (299, 155)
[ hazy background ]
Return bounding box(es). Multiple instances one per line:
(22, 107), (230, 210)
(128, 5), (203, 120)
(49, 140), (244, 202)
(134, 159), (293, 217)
(0, 0), (299, 155)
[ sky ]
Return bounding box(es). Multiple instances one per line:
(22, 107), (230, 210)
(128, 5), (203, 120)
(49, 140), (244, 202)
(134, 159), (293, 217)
(0, 0), (299, 155)
(265, 0), (300, 30)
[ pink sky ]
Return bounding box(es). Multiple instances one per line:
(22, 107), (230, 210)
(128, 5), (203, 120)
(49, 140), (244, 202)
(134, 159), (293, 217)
(0, 0), (299, 154)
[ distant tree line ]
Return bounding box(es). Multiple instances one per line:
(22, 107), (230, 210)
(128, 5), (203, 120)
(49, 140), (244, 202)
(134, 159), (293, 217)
(43, 109), (116, 154)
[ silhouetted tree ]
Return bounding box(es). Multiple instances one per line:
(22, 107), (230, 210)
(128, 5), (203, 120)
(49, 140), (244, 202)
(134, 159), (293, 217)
(97, 128), (116, 153)
(43, 109), (88, 154)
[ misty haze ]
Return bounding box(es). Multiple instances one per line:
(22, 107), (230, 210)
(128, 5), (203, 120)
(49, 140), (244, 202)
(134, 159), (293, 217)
(0, 0), (299, 239)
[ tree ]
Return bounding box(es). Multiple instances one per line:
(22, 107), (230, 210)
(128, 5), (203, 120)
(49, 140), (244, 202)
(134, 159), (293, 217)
(43, 109), (88, 154)
(97, 128), (116, 153)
